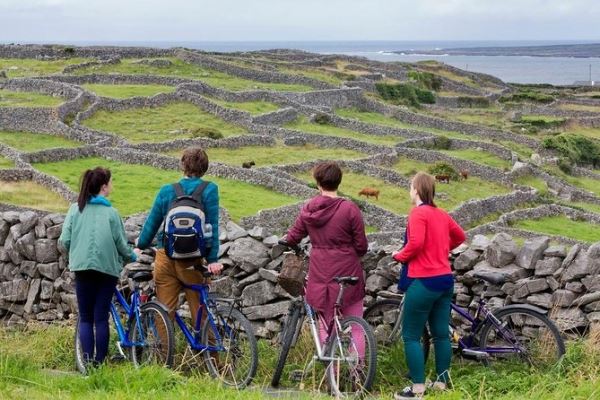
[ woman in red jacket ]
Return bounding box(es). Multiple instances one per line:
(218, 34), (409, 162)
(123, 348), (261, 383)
(286, 162), (369, 357)
(393, 172), (466, 400)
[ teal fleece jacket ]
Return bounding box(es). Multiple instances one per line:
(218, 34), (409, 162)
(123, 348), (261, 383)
(59, 195), (137, 278)
(137, 177), (220, 263)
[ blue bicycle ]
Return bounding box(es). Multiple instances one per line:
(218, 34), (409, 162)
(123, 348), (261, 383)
(74, 270), (174, 373)
(171, 266), (258, 389)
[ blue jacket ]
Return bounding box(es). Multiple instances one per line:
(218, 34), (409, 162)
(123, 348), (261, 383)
(137, 177), (220, 263)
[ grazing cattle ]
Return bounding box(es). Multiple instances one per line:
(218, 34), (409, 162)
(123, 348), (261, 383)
(358, 187), (380, 200)
(242, 161), (256, 169)
(460, 170), (469, 180)
(435, 174), (450, 184)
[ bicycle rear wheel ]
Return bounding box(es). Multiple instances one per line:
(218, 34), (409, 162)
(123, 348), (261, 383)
(478, 306), (565, 368)
(363, 298), (403, 347)
(328, 316), (377, 398)
(271, 303), (302, 387)
(202, 305), (258, 389)
(131, 301), (175, 368)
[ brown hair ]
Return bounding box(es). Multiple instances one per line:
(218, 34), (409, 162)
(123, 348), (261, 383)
(411, 172), (437, 207)
(313, 162), (343, 191)
(181, 146), (209, 177)
(77, 167), (111, 212)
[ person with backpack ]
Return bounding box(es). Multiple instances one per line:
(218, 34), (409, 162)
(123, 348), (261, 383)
(59, 167), (138, 369)
(136, 147), (222, 327)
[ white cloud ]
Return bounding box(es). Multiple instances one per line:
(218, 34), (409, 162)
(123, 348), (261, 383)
(0, 0), (599, 42)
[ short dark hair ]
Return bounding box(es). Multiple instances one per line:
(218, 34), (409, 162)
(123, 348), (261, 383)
(313, 162), (342, 191)
(181, 147), (209, 177)
(77, 167), (111, 212)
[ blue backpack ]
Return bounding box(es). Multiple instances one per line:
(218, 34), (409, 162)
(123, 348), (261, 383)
(163, 182), (213, 259)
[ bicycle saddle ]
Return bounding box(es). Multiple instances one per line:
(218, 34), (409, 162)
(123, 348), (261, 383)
(128, 270), (153, 282)
(334, 276), (359, 285)
(473, 271), (507, 286)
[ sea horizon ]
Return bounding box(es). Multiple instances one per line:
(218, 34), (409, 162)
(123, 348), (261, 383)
(2, 40), (600, 85)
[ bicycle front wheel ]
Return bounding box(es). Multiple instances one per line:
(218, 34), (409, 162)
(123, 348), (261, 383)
(328, 316), (377, 397)
(131, 301), (175, 368)
(478, 306), (565, 368)
(363, 298), (403, 347)
(271, 302), (302, 387)
(202, 305), (258, 389)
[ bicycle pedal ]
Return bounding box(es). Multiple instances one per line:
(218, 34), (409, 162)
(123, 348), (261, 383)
(289, 369), (305, 382)
(461, 349), (489, 360)
(109, 354), (127, 363)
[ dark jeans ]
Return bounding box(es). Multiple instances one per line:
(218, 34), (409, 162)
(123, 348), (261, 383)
(402, 279), (453, 384)
(75, 270), (118, 364)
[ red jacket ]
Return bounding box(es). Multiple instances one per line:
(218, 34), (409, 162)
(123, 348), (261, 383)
(393, 205), (465, 278)
(287, 196), (368, 318)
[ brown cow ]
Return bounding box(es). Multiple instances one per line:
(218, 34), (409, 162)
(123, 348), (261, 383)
(358, 187), (380, 200)
(435, 174), (450, 184)
(242, 161), (256, 169)
(460, 170), (469, 180)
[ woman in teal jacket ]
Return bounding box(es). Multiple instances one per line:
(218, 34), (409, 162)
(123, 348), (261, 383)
(59, 167), (137, 368)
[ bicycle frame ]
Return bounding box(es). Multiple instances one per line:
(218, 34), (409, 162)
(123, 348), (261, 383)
(451, 298), (526, 355)
(110, 287), (146, 349)
(293, 285), (355, 363)
(173, 283), (226, 353)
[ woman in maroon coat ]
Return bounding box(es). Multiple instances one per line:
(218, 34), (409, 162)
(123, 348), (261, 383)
(286, 162), (369, 354)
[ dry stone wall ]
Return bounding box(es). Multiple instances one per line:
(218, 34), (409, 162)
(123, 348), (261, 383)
(1, 211), (598, 338)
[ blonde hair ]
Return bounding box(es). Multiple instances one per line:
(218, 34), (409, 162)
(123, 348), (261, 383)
(411, 172), (436, 207)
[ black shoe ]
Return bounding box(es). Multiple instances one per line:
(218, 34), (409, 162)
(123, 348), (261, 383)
(394, 386), (424, 399)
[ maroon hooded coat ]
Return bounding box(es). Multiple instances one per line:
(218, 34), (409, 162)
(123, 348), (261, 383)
(286, 195), (368, 319)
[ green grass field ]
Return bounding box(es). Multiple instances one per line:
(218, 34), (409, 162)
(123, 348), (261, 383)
(82, 102), (248, 143)
(81, 84), (176, 98)
(512, 215), (600, 243)
(72, 58), (313, 92)
(392, 157), (512, 210)
(544, 165), (600, 196)
(514, 175), (548, 193)
(335, 108), (497, 142)
(207, 98), (281, 115)
(1, 323), (599, 400)
(32, 157), (300, 219)
(0, 130), (81, 152)
(279, 67), (343, 85)
(0, 89), (65, 107)
(0, 156), (14, 169)
(0, 181), (69, 212)
(0, 57), (91, 77)
(294, 169), (413, 215)
(285, 116), (404, 146)
(439, 148), (511, 170)
(165, 142), (365, 166)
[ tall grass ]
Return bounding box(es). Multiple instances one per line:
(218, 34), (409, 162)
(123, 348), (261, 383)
(1, 323), (598, 399)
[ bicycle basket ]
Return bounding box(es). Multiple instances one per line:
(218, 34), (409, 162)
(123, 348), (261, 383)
(277, 252), (307, 297)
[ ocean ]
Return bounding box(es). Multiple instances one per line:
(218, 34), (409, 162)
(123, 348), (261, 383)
(24, 40), (600, 85)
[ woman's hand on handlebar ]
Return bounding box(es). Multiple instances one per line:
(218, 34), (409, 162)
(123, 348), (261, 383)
(207, 262), (224, 275)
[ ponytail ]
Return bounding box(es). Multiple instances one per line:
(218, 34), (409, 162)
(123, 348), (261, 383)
(77, 167), (111, 212)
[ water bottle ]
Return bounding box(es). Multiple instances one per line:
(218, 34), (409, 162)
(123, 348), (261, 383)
(203, 223), (213, 247)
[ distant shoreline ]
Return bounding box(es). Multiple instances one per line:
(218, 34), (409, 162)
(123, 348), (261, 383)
(394, 43), (600, 58)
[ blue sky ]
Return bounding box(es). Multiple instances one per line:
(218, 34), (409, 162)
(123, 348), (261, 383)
(1, 0), (599, 42)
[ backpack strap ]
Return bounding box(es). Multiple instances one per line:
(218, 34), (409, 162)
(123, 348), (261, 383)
(172, 183), (185, 198)
(191, 180), (210, 203)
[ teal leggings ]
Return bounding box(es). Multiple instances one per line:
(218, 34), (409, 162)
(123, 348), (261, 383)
(401, 279), (453, 384)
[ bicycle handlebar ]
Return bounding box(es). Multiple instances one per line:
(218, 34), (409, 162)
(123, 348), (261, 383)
(193, 264), (213, 278)
(278, 239), (301, 253)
